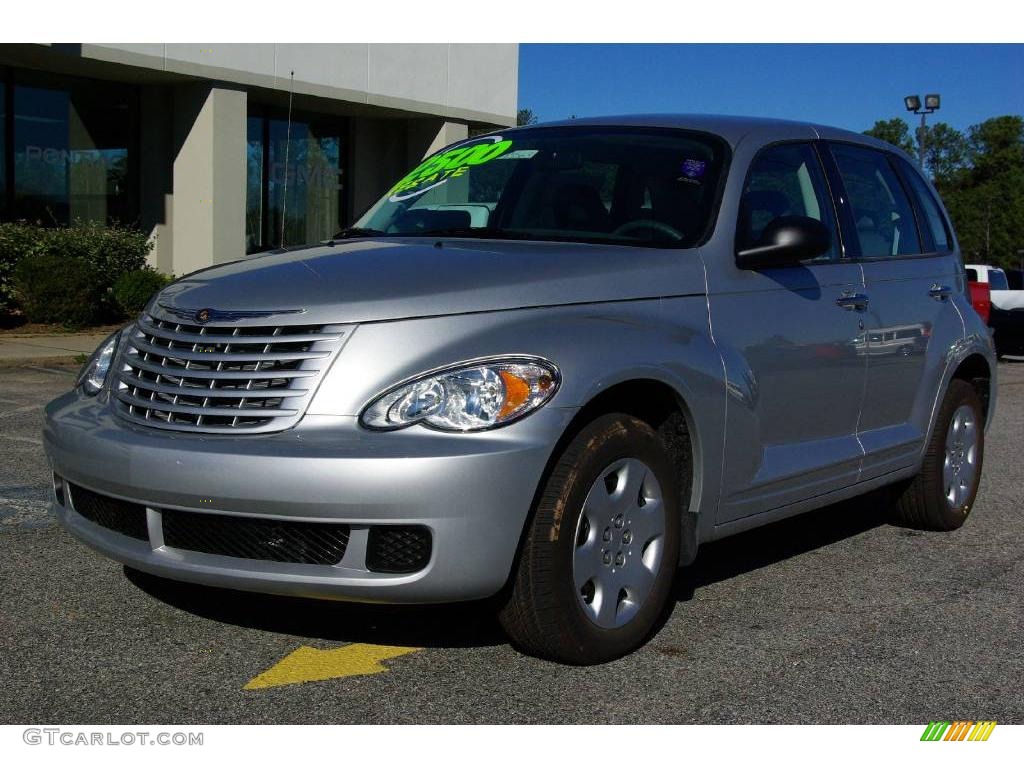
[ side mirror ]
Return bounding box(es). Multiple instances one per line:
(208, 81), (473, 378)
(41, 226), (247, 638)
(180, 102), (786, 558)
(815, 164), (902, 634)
(736, 215), (831, 270)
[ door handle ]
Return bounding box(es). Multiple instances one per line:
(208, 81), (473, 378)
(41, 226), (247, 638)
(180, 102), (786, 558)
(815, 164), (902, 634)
(836, 292), (869, 311)
(929, 283), (952, 300)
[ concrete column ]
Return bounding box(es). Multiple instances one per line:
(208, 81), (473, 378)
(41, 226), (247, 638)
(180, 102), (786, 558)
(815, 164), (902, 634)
(406, 119), (469, 164)
(349, 117), (408, 221)
(138, 86), (174, 274)
(170, 85), (247, 276)
(403, 119), (472, 205)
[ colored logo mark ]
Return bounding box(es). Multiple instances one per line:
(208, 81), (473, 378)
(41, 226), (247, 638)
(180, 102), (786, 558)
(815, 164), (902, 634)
(920, 721), (997, 741)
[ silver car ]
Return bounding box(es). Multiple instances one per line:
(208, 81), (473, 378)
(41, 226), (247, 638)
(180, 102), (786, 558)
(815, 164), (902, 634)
(44, 115), (996, 664)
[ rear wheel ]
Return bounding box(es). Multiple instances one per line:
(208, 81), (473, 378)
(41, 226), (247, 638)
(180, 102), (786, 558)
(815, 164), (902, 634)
(499, 414), (681, 664)
(892, 379), (984, 531)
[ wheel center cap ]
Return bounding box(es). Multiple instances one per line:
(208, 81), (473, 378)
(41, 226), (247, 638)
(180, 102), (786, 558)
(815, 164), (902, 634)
(601, 519), (632, 569)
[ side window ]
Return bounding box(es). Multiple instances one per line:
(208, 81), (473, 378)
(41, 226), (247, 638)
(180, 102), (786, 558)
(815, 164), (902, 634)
(830, 144), (921, 258)
(966, 268), (979, 281)
(739, 143), (839, 261)
(896, 157), (952, 252)
(989, 270), (1009, 291)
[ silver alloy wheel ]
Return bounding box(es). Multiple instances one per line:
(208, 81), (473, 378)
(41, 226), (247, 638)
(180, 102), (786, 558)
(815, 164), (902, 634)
(943, 404), (979, 511)
(572, 458), (665, 629)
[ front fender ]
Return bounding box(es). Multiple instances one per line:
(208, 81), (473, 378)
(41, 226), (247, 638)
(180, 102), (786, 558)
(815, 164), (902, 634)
(308, 299), (726, 521)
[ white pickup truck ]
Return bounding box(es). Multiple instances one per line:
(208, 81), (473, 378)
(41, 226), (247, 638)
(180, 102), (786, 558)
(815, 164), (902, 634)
(967, 263), (1024, 356)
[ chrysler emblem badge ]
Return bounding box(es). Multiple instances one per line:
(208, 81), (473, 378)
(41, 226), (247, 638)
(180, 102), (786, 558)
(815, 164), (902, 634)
(195, 308), (212, 324)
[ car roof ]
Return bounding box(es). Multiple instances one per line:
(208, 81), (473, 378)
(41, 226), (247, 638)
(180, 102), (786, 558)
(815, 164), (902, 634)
(498, 113), (906, 157)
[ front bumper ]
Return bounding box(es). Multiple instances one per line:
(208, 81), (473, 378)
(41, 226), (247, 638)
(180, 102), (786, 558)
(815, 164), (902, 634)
(44, 392), (575, 603)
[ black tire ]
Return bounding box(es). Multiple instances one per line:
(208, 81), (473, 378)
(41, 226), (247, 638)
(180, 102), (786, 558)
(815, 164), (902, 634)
(892, 379), (985, 531)
(498, 413), (681, 664)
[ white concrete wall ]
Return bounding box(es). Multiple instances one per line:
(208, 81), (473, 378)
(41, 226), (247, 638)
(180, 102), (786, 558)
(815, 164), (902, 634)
(80, 44), (519, 126)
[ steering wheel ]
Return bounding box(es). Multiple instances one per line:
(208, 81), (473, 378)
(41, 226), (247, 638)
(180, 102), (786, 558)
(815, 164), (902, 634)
(611, 219), (684, 241)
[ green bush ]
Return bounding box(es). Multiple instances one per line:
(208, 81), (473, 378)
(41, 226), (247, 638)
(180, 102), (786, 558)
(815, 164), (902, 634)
(113, 268), (173, 316)
(13, 252), (99, 328)
(0, 222), (45, 314)
(1, 220), (154, 324)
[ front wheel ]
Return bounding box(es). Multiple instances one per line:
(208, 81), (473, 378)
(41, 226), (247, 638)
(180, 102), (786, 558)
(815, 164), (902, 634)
(499, 414), (681, 664)
(892, 379), (985, 531)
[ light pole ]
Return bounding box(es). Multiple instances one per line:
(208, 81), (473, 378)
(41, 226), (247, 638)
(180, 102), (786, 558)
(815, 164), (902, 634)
(904, 93), (941, 172)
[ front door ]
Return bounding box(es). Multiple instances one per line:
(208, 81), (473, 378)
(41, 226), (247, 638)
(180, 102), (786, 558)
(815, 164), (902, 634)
(710, 142), (867, 523)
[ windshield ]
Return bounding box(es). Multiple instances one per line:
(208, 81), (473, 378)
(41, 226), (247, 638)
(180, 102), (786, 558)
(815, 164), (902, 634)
(350, 126), (726, 248)
(989, 269), (1009, 291)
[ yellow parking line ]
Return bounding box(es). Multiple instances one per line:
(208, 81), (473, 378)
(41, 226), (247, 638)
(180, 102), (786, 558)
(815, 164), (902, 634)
(244, 644), (422, 690)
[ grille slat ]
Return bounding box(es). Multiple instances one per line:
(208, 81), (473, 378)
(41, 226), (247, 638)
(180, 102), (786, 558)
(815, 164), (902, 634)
(115, 391), (297, 418)
(125, 355), (318, 381)
(114, 311), (345, 433)
(136, 316), (339, 346)
(161, 508), (350, 565)
(130, 338), (331, 363)
(118, 373), (309, 399)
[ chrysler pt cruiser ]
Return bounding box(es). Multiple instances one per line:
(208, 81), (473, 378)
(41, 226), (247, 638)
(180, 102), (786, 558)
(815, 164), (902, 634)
(45, 116), (996, 664)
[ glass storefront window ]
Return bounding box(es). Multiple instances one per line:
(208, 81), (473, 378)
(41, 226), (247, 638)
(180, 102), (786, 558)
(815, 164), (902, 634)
(246, 109), (347, 253)
(0, 80), (6, 213)
(9, 73), (136, 226)
(246, 116), (264, 253)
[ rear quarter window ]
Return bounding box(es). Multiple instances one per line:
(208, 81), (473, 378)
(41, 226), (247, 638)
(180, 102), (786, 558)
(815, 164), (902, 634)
(896, 157), (952, 252)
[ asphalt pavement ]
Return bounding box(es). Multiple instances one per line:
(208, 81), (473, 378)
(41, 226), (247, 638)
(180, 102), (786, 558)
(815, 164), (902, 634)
(1, 361), (1022, 724)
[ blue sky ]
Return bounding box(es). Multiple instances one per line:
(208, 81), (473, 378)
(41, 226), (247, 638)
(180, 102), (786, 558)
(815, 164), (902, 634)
(518, 44), (1024, 133)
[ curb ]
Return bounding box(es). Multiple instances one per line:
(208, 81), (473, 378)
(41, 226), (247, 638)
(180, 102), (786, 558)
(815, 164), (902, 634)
(0, 356), (83, 371)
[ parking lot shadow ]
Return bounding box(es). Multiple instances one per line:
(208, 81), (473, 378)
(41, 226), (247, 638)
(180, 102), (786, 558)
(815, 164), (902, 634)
(124, 567), (505, 649)
(672, 491), (892, 602)
(126, 491), (892, 649)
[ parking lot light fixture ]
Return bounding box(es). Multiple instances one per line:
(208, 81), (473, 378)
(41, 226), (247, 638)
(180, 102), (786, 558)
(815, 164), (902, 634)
(905, 93), (941, 172)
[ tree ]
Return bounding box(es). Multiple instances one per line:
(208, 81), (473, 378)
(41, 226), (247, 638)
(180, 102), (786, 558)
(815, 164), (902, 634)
(934, 117), (1024, 267)
(921, 122), (968, 184)
(865, 114), (1024, 268)
(865, 118), (915, 155)
(516, 108), (538, 127)
(966, 115), (1024, 182)
(864, 119), (968, 184)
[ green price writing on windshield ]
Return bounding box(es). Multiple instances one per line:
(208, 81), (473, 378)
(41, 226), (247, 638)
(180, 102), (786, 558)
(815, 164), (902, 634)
(389, 137), (513, 201)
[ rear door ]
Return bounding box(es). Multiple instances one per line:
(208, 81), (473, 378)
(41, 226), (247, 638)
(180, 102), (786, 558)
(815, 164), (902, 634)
(825, 144), (965, 479)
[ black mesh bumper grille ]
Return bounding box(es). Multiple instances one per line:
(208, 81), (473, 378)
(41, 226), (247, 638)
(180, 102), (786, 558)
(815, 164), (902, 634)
(161, 508), (350, 565)
(366, 526), (432, 573)
(69, 484), (148, 541)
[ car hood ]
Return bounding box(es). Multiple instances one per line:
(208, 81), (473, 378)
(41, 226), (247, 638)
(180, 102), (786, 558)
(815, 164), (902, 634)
(154, 238), (705, 325)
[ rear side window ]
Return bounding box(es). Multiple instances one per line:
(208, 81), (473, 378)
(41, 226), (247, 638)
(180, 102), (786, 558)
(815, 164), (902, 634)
(739, 142), (839, 261)
(966, 268), (979, 281)
(990, 269), (1009, 291)
(830, 144), (921, 258)
(897, 158), (951, 251)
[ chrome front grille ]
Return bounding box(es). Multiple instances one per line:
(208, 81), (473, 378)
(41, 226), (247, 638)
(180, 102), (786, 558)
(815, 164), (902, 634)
(113, 312), (347, 433)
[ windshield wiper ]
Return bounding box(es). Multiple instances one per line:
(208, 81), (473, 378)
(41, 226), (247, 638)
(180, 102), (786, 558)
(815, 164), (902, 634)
(332, 227), (387, 240)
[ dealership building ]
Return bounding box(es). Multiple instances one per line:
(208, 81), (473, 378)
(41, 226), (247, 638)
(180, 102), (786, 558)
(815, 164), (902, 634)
(0, 44), (518, 275)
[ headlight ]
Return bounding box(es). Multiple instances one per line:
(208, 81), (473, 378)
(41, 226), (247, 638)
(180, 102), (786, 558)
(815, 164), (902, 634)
(360, 357), (560, 432)
(76, 331), (121, 396)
